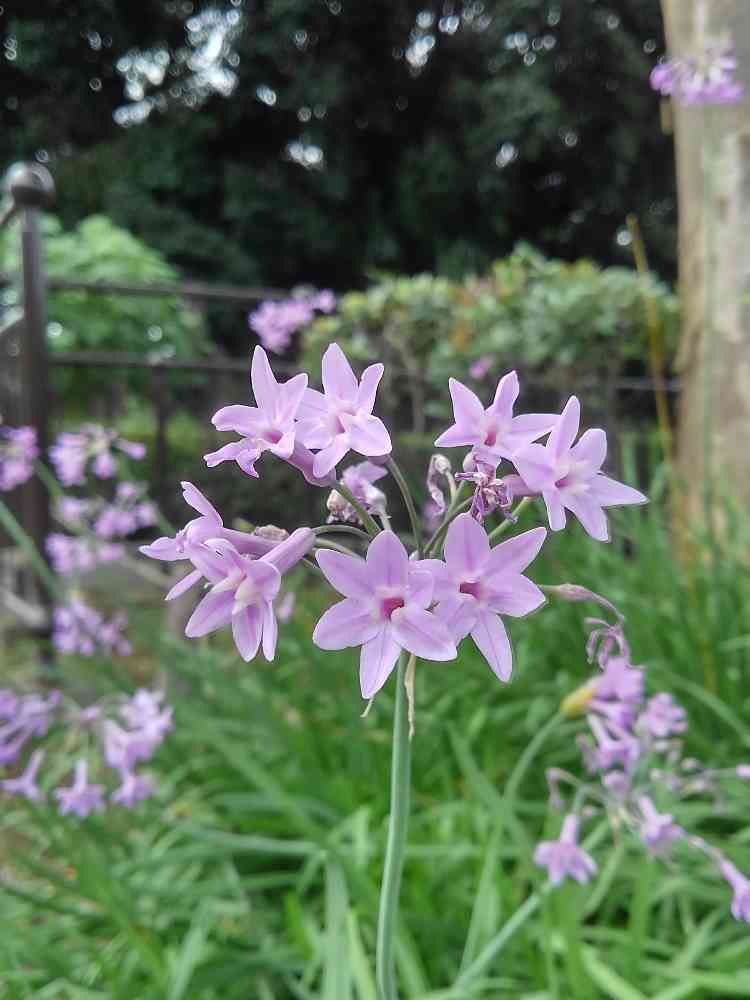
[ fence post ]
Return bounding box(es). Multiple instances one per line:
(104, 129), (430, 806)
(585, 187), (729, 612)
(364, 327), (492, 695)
(4, 163), (56, 652)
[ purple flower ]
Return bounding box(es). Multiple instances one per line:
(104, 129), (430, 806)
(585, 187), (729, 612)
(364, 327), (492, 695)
(434, 371), (556, 466)
(249, 299), (315, 354)
(582, 716), (640, 774)
(184, 528), (314, 661)
(52, 600), (131, 657)
(720, 861), (750, 923)
(637, 693), (687, 740)
(422, 513), (546, 682)
(327, 460), (388, 524)
(0, 425), (38, 491)
(313, 531), (457, 698)
(46, 533), (125, 575)
(54, 759), (105, 818)
(93, 482), (157, 539)
(426, 454), (453, 518)
(637, 796), (682, 855)
(469, 355), (493, 380)
(650, 46), (744, 106)
(311, 289), (336, 313)
(513, 397), (647, 541)
(534, 814), (598, 886)
(593, 655), (644, 705)
(736, 765), (750, 779)
(1, 749), (45, 802)
(455, 460), (514, 523)
(111, 769), (154, 807)
(206, 347), (308, 477)
(50, 424), (145, 487)
(296, 343), (392, 478)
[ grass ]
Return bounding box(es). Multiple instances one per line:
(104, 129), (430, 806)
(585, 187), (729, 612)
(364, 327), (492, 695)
(1, 477), (750, 999)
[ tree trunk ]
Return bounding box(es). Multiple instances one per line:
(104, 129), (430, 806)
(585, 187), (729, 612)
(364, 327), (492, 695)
(663, 0), (750, 523)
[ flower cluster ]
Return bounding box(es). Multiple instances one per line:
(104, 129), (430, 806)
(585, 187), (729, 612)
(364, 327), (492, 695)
(52, 599), (131, 657)
(56, 481), (157, 539)
(0, 425), (38, 492)
(50, 424), (145, 487)
(0, 687), (172, 815)
(535, 596), (750, 924)
(46, 532), (125, 575)
(143, 346), (648, 701)
(249, 288), (336, 355)
(650, 44), (744, 106)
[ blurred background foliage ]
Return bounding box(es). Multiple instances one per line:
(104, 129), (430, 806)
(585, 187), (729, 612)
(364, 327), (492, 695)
(3, 1), (674, 354)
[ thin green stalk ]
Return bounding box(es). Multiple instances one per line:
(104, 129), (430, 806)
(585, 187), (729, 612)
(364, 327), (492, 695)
(334, 482), (380, 537)
(487, 497), (534, 544)
(386, 458), (422, 556)
(313, 523), (371, 543)
(0, 497), (60, 599)
(376, 654), (412, 1000)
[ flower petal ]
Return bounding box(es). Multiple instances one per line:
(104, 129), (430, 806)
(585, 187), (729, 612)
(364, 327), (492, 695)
(444, 512), (490, 576)
(406, 568), (434, 609)
(262, 601), (278, 660)
(251, 346), (280, 413)
(356, 363), (384, 412)
(506, 412), (558, 444)
(279, 372), (309, 422)
(322, 343), (358, 400)
(434, 594), (479, 641)
(471, 610), (512, 681)
(165, 568), (202, 601)
(570, 427), (607, 470)
(488, 370), (519, 420)
(232, 605), (262, 661)
(512, 443), (554, 493)
(313, 598), (380, 649)
(360, 627), (401, 697)
(185, 590), (234, 638)
(411, 558), (453, 601)
(262, 527), (314, 574)
(181, 482), (220, 520)
(434, 423), (479, 448)
(563, 495), (609, 542)
(447, 377), (484, 428)
(548, 396), (580, 459)
(315, 549), (372, 599)
(286, 442), (337, 486)
(204, 440), (257, 470)
(485, 525), (547, 576)
(313, 435), (351, 479)
(212, 405), (263, 435)
(366, 531), (409, 588)
(542, 489), (566, 531)
(345, 414), (392, 457)
(390, 606), (457, 661)
(484, 573), (545, 617)
(589, 474), (648, 508)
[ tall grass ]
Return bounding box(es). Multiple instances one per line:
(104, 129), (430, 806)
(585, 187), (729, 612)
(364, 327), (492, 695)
(1, 478), (750, 999)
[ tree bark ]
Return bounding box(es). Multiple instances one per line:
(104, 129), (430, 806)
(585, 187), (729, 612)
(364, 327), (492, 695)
(663, 0), (750, 522)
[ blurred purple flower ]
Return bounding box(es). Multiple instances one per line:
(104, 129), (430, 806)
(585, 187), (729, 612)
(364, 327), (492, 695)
(0, 425), (38, 492)
(650, 46), (744, 106)
(1, 749), (45, 802)
(720, 861), (750, 922)
(534, 814), (597, 885)
(52, 600), (131, 657)
(50, 424), (145, 487)
(54, 759), (105, 818)
(637, 796), (682, 855)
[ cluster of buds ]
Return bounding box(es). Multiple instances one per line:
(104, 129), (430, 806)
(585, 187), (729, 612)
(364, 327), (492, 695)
(0, 424), (38, 492)
(142, 344), (646, 696)
(534, 591), (750, 923)
(249, 288), (336, 355)
(0, 687), (171, 815)
(650, 43), (744, 106)
(49, 424), (145, 487)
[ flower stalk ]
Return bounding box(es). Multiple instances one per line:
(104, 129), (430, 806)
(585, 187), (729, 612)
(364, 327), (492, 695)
(376, 652), (412, 1000)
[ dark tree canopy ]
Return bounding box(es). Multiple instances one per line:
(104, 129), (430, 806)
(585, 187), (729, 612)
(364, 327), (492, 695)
(4, 1), (674, 321)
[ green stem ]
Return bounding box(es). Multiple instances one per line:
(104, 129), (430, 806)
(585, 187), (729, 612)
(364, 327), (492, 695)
(0, 497), (60, 600)
(334, 482), (380, 537)
(487, 497), (534, 543)
(386, 458), (423, 556)
(313, 523), (371, 543)
(376, 654), (412, 1000)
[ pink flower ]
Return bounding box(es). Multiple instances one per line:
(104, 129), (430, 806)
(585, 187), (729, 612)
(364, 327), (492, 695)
(512, 397), (647, 541)
(1, 749), (45, 802)
(534, 814), (597, 886)
(111, 770), (154, 807)
(206, 346), (308, 477)
(184, 528), (314, 662)
(54, 759), (105, 818)
(313, 531), (456, 698)
(469, 355), (493, 380)
(720, 861), (750, 923)
(637, 796), (681, 855)
(296, 343), (392, 478)
(0, 425), (38, 491)
(422, 513), (546, 681)
(434, 371), (556, 466)
(327, 460), (388, 524)
(637, 693), (687, 740)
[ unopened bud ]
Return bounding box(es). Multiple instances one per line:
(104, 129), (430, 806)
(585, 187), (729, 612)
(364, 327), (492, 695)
(561, 680), (597, 718)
